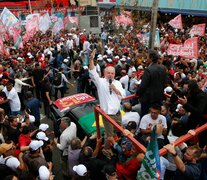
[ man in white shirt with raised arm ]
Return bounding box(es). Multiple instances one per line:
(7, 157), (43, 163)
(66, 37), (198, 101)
(89, 49), (126, 157)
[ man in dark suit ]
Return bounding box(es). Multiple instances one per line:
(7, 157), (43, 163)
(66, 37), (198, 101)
(136, 49), (167, 118)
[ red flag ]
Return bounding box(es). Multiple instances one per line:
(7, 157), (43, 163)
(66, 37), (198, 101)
(189, 24), (206, 36)
(168, 37), (198, 59)
(168, 14), (183, 29)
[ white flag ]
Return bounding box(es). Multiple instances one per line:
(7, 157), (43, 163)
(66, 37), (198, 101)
(52, 18), (64, 35)
(0, 7), (18, 29)
(39, 13), (51, 33)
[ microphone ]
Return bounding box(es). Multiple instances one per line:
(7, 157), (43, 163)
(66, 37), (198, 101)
(109, 79), (112, 94)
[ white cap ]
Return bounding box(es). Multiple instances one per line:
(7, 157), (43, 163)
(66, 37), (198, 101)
(47, 51), (52, 55)
(60, 37), (65, 41)
(38, 166), (50, 180)
(29, 55), (34, 59)
(107, 58), (112, 63)
(108, 36), (112, 39)
(120, 57), (126, 62)
(29, 115), (35, 123)
(83, 66), (88, 70)
(97, 54), (102, 58)
(104, 45), (108, 49)
(138, 65), (143, 70)
(29, 140), (44, 151)
(68, 33), (73, 36)
(63, 59), (69, 63)
(27, 52), (32, 56)
(164, 86), (173, 93)
(83, 29), (86, 32)
(114, 55), (120, 59)
(176, 104), (183, 112)
(97, 57), (103, 61)
(36, 132), (49, 141)
(39, 123), (49, 131)
(17, 57), (23, 60)
(73, 164), (87, 176)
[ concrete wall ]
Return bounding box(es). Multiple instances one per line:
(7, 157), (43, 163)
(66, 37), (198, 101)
(79, 15), (101, 34)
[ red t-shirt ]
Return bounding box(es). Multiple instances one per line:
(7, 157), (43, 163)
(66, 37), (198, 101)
(116, 157), (141, 180)
(18, 134), (31, 147)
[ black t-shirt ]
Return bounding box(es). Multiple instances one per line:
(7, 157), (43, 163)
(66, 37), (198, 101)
(41, 81), (51, 102)
(173, 163), (201, 180)
(32, 68), (46, 86)
(0, 91), (10, 115)
(7, 124), (21, 144)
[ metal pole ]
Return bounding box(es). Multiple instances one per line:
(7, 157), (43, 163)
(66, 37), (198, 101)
(78, 0), (81, 30)
(28, 0), (32, 14)
(149, 0), (159, 49)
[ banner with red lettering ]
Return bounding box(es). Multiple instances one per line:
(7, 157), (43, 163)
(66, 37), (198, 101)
(189, 23), (206, 36)
(168, 37), (198, 59)
(168, 14), (183, 29)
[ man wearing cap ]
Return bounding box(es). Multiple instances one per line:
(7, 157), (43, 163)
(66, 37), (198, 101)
(0, 142), (25, 172)
(23, 140), (52, 179)
(89, 49), (125, 156)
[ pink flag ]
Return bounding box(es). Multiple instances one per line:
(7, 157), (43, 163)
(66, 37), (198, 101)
(189, 24), (206, 36)
(0, 20), (9, 41)
(26, 16), (39, 33)
(0, 35), (5, 54)
(168, 37), (198, 59)
(168, 14), (183, 29)
(68, 17), (78, 26)
(115, 15), (133, 26)
(180, 37), (198, 59)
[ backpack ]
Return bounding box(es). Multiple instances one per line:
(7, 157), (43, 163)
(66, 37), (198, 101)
(0, 157), (17, 179)
(53, 72), (62, 86)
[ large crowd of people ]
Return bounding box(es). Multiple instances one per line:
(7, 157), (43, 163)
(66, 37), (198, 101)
(0, 9), (207, 180)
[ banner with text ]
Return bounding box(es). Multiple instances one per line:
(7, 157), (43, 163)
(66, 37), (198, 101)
(168, 37), (198, 59)
(189, 23), (206, 36)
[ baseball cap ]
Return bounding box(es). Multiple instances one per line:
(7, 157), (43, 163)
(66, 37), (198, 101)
(63, 59), (69, 63)
(97, 57), (103, 61)
(36, 132), (49, 141)
(176, 104), (183, 112)
(164, 86), (173, 93)
(73, 164), (87, 176)
(83, 66), (88, 70)
(38, 166), (50, 180)
(39, 123), (49, 131)
(138, 65), (143, 70)
(29, 140), (44, 151)
(29, 115), (35, 123)
(0, 143), (13, 154)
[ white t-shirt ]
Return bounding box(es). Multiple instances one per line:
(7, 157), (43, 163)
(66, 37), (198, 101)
(89, 68), (126, 115)
(119, 75), (129, 91)
(128, 66), (136, 76)
(122, 112), (140, 127)
(139, 113), (167, 139)
(14, 78), (30, 93)
(3, 87), (21, 112)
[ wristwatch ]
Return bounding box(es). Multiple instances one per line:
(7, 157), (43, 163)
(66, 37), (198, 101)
(172, 152), (178, 157)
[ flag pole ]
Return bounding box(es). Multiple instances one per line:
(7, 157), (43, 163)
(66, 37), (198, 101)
(28, 0), (32, 14)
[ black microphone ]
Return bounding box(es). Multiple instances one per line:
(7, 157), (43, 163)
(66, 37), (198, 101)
(109, 79), (112, 94)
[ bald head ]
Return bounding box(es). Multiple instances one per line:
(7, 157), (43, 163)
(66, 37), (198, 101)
(104, 66), (115, 80)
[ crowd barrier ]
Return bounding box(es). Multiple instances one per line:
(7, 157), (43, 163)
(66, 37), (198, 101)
(94, 94), (207, 156)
